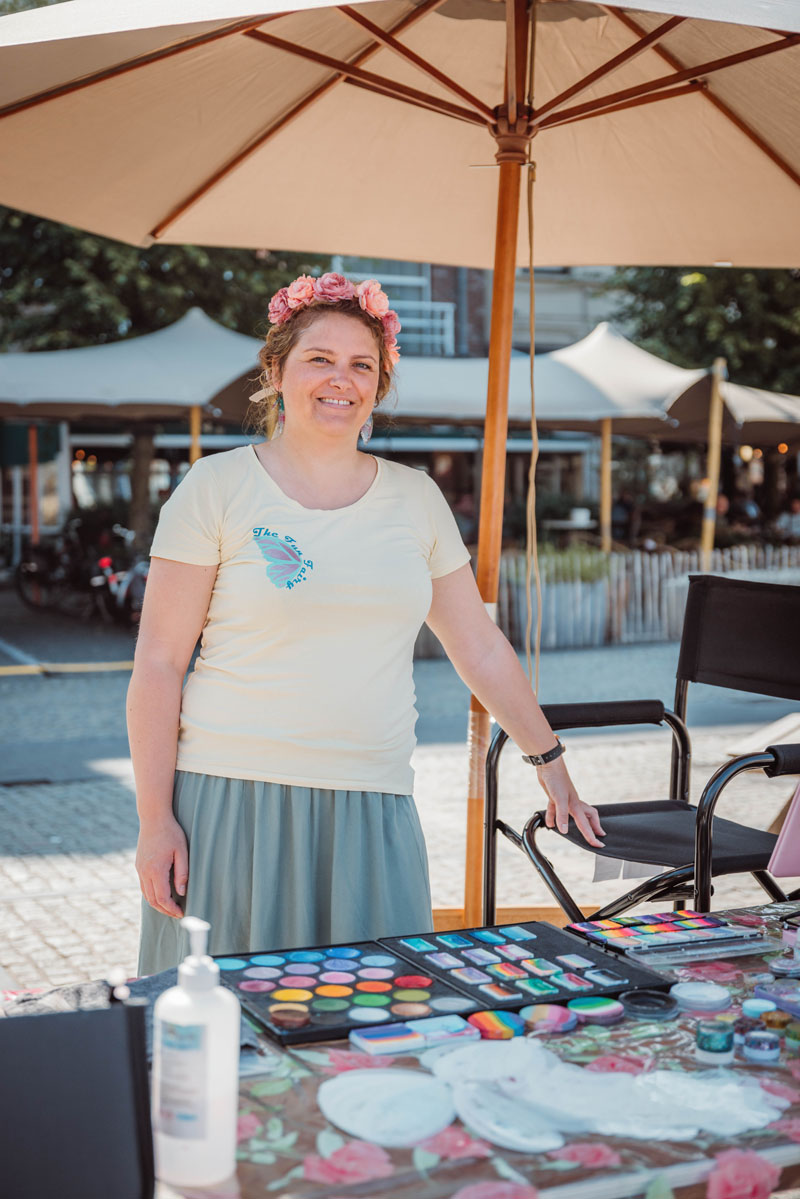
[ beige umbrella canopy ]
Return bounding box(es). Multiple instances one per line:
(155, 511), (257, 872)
(2, 0), (799, 923)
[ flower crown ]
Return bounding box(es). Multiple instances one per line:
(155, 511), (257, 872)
(267, 273), (401, 365)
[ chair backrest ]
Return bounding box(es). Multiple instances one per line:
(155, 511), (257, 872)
(677, 574), (800, 702)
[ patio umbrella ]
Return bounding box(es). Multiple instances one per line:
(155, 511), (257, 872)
(1, 0), (799, 923)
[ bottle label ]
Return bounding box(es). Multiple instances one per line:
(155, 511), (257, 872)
(157, 1021), (207, 1139)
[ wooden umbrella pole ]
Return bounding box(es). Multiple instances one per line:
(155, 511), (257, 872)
(27, 424), (40, 546)
(464, 108), (533, 927)
(600, 417), (612, 553)
(700, 357), (726, 572)
(189, 405), (202, 464)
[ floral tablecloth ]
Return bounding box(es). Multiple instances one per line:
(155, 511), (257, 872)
(166, 904), (800, 1199)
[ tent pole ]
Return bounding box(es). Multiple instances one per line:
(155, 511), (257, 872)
(600, 417), (612, 552)
(700, 357), (726, 571)
(27, 424), (40, 546)
(189, 405), (202, 464)
(464, 154), (526, 926)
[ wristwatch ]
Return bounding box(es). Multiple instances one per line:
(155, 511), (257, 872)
(522, 737), (565, 767)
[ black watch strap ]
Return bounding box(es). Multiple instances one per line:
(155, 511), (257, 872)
(522, 737), (565, 767)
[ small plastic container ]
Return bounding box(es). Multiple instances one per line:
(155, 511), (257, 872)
(733, 1016), (761, 1045)
(619, 989), (678, 1021)
(741, 998), (776, 1019)
(670, 982), (731, 1013)
(761, 1010), (793, 1033)
(695, 1020), (734, 1066)
(742, 1029), (781, 1064)
(784, 1023), (800, 1055)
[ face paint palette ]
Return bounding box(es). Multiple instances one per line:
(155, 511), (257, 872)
(566, 910), (766, 961)
(215, 941), (478, 1045)
(381, 922), (668, 1012)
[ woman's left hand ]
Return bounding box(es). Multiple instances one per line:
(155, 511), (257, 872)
(537, 758), (606, 848)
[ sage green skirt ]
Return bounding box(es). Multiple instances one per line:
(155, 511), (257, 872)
(137, 771), (433, 976)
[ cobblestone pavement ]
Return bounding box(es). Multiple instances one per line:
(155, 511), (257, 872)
(1, 606), (799, 992)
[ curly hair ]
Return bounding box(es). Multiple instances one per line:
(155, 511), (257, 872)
(249, 300), (396, 439)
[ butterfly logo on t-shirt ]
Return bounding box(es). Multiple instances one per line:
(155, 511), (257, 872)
(252, 528), (314, 590)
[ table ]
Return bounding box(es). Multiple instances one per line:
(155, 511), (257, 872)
(160, 903), (800, 1199)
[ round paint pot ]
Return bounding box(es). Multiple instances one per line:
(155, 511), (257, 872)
(670, 982), (731, 1013)
(360, 955), (397, 968)
(520, 1004), (577, 1034)
(271, 987), (314, 1003)
(323, 959), (361, 972)
(268, 1003), (310, 1030)
(215, 957), (249, 971)
(278, 975), (318, 989)
(312, 997), (350, 1013)
(393, 988), (431, 1002)
(428, 996), (475, 1014)
(243, 966), (282, 980)
(348, 1007), (391, 1023)
(743, 1029), (781, 1063)
(618, 990), (678, 1022)
(394, 975), (433, 988)
(391, 1002), (432, 1018)
(352, 993), (391, 1007)
(284, 961), (320, 975)
(334, 948), (362, 959)
(285, 950), (325, 963)
(355, 981), (393, 994)
(695, 1020), (734, 1066)
(238, 979), (276, 993)
(358, 968), (394, 981)
(316, 984), (353, 998)
(567, 997), (624, 1025)
(761, 1010), (793, 1033)
(249, 954), (285, 967)
(319, 971), (356, 984)
(741, 998), (777, 1019)
(468, 1010), (525, 1039)
(784, 1023), (800, 1055)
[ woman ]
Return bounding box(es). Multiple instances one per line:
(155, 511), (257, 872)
(130, 273), (604, 974)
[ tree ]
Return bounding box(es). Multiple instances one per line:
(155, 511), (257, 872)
(608, 267), (800, 394)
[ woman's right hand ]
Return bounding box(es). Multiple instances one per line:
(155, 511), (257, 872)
(136, 819), (189, 918)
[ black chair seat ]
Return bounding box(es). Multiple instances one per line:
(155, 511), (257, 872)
(560, 799), (778, 874)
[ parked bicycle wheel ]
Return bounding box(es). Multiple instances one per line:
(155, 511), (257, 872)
(15, 551), (61, 610)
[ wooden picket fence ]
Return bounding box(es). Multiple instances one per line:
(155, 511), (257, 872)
(415, 543), (800, 657)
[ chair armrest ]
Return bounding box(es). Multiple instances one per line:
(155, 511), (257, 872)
(765, 744), (800, 777)
(541, 700), (665, 730)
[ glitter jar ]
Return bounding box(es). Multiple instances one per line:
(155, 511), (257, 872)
(733, 1016), (762, 1045)
(695, 1020), (734, 1066)
(785, 1023), (800, 1055)
(742, 1029), (781, 1063)
(761, 1010), (792, 1033)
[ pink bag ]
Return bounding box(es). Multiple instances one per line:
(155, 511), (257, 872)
(768, 781), (800, 877)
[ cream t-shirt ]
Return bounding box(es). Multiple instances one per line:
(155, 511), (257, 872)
(150, 446), (471, 794)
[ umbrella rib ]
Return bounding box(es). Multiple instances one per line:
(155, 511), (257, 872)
(0, 15), (283, 121)
(149, 0), (450, 239)
(341, 76), (484, 126)
(540, 79), (705, 130)
(337, 6), (494, 120)
(534, 32), (800, 131)
(608, 9), (800, 193)
(505, 0), (529, 126)
(245, 29), (484, 126)
(533, 16), (684, 122)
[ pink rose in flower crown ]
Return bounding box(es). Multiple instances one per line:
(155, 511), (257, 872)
(357, 278), (390, 319)
(705, 1148), (780, 1199)
(302, 1140), (394, 1185)
(267, 287), (292, 324)
(548, 1143), (622, 1168)
(417, 1125), (492, 1159)
(382, 310), (402, 338)
(313, 272), (356, 303)
(386, 336), (400, 366)
(286, 273), (317, 308)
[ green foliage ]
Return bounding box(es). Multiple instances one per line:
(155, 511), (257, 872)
(608, 267), (800, 394)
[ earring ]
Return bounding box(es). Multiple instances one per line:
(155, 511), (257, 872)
(360, 411), (374, 445)
(274, 394), (285, 438)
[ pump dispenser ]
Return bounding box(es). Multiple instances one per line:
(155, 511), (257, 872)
(151, 917), (240, 1187)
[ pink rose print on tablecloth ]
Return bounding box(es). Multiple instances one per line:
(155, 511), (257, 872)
(417, 1126), (492, 1159)
(303, 1140), (394, 1185)
(771, 1116), (800, 1141)
(321, 1048), (396, 1073)
(548, 1143), (622, 1167)
(268, 288), (291, 324)
(585, 1054), (649, 1075)
(357, 278), (390, 319)
(705, 1148), (781, 1199)
(286, 274), (317, 308)
(314, 272), (356, 303)
(236, 1112), (262, 1143)
(760, 1078), (800, 1104)
(789, 1060), (800, 1082)
(449, 1184), (539, 1199)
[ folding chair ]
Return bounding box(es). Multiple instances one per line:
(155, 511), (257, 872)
(483, 574), (800, 923)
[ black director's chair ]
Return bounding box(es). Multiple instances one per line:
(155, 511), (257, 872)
(483, 574), (800, 923)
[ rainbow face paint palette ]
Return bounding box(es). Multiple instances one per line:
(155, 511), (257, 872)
(382, 922), (668, 1012)
(215, 941), (478, 1045)
(566, 910), (766, 961)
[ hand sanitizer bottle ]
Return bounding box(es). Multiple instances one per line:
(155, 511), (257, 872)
(151, 917), (240, 1186)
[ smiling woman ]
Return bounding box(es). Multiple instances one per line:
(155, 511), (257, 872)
(128, 272), (599, 976)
